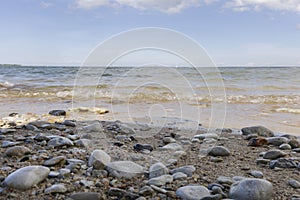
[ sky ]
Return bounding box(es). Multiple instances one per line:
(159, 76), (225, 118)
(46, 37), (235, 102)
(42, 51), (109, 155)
(0, 0), (299, 66)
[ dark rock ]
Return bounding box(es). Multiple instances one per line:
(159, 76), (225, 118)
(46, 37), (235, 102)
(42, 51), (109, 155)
(248, 137), (268, 147)
(241, 126), (274, 137)
(289, 139), (300, 149)
(263, 150), (287, 160)
(134, 143), (154, 152)
(266, 137), (289, 146)
(5, 146), (30, 157)
(49, 110), (66, 116)
(270, 158), (299, 169)
(207, 146), (230, 156)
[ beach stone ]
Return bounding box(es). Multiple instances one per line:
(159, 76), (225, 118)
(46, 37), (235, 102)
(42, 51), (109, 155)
(67, 134), (80, 141)
(170, 165), (196, 177)
(270, 158), (299, 169)
(288, 179), (300, 189)
(217, 176), (234, 185)
(201, 194), (223, 200)
(248, 137), (268, 147)
(163, 137), (176, 144)
(59, 168), (71, 176)
(289, 139), (300, 149)
(45, 184), (67, 194)
(250, 170), (263, 178)
(69, 192), (102, 200)
(47, 137), (73, 148)
(229, 178), (273, 200)
(279, 143), (292, 150)
(3, 165), (50, 190)
(5, 146), (30, 157)
(62, 120), (76, 127)
(133, 143), (154, 152)
(139, 186), (154, 196)
(245, 133), (258, 140)
(49, 110), (66, 116)
(256, 158), (270, 166)
(106, 161), (144, 179)
(34, 133), (50, 141)
(2, 141), (21, 148)
(74, 139), (92, 148)
(48, 171), (60, 178)
(176, 185), (210, 200)
(88, 150), (111, 170)
(160, 143), (183, 151)
(148, 174), (173, 186)
(29, 121), (50, 128)
(241, 126), (274, 137)
(172, 172), (188, 180)
(263, 150), (287, 160)
(149, 162), (169, 179)
(208, 146), (230, 156)
(194, 133), (219, 140)
(293, 148), (300, 152)
(266, 137), (289, 146)
(82, 123), (103, 133)
(43, 156), (66, 166)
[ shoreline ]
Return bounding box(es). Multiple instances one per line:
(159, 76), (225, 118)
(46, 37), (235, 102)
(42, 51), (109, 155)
(0, 110), (299, 199)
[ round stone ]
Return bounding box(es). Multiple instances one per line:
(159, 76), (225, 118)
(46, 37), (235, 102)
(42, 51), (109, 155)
(5, 146), (30, 157)
(176, 185), (210, 200)
(149, 162), (169, 179)
(207, 146), (230, 156)
(106, 161), (144, 179)
(88, 150), (111, 170)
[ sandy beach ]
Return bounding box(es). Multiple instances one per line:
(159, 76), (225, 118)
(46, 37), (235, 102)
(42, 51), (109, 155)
(0, 110), (299, 200)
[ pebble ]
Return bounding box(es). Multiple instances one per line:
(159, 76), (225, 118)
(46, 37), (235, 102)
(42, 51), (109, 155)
(250, 170), (264, 178)
(2, 141), (21, 148)
(88, 150), (111, 170)
(172, 172), (188, 180)
(288, 179), (300, 189)
(49, 110), (66, 116)
(266, 137), (289, 146)
(217, 176), (234, 185)
(279, 143), (292, 150)
(170, 165), (196, 177)
(43, 156), (66, 166)
(207, 146), (230, 156)
(133, 143), (154, 152)
(241, 126), (274, 137)
(45, 184), (67, 194)
(147, 175), (173, 186)
(47, 136), (73, 148)
(139, 186), (154, 196)
(263, 150), (287, 160)
(256, 158), (270, 166)
(176, 185), (210, 200)
(163, 137), (176, 144)
(5, 146), (30, 157)
(194, 133), (219, 140)
(69, 192), (102, 200)
(229, 178), (273, 200)
(3, 165), (50, 190)
(48, 171), (60, 178)
(289, 139), (300, 149)
(59, 168), (71, 176)
(248, 138), (268, 147)
(106, 161), (144, 179)
(293, 148), (300, 153)
(149, 162), (169, 179)
(34, 133), (50, 141)
(74, 139), (92, 148)
(160, 143), (183, 151)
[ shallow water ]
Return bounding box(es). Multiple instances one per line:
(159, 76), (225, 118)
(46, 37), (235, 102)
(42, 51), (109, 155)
(0, 66), (299, 135)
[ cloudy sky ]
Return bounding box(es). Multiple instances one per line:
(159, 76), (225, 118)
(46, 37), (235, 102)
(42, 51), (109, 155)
(0, 0), (299, 66)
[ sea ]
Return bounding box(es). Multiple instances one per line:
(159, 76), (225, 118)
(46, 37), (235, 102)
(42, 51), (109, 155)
(0, 65), (299, 135)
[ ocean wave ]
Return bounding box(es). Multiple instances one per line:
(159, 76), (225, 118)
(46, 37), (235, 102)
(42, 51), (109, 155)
(0, 81), (14, 88)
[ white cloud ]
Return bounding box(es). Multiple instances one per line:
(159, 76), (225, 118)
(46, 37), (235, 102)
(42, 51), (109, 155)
(225, 0), (300, 13)
(75, 0), (200, 14)
(40, 1), (52, 8)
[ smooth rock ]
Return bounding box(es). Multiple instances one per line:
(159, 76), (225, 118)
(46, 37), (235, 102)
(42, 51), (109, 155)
(134, 143), (154, 152)
(47, 137), (73, 148)
(49, 110), (66, 116)
(217, 176), (233, 185)
(106, 161), (144, 179)
(147, 175), (173, 186)
(194, 133), (219, 140)
(289, 139), (300, 149)
(176, 185), (210, 200)
(250, 170), (263, 178)
(241, 126), (274, 137)
(149, 162), (169, 179)
(88, 150), (111, 170)
(263, 150), (287, 160)
(139, 186), (154, 196)
(172, 172), (188, 180)
(34, 133), (50, 141)
(160, 143), (183, 151)
(3, 166), (50, 190)
(208, 146), (230, 156)
(74, 139), (92, 148)
(5, 146), (30, 157)
(69, 192), (102, 200)
(2, 141), (21, 148)
(43, 156), (66, 166)
(270, 158), (299, 169)
(288, 179), (300, 189)
(266, 137), (289, 146)
(229, 178), (273, 200)
(279, 143), (292, 150)
(45, 184), (67, 194)
(170, 165), (196, 177)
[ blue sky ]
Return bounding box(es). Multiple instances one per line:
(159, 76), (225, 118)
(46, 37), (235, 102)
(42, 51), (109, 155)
(0, 0), (299, 66)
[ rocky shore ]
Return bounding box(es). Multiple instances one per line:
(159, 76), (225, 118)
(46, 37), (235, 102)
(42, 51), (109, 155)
(0, 110), (300, 199)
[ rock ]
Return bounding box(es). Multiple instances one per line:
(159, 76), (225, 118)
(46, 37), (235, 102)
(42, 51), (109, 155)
(241, 126), (274, 137)
(91, 169), (108, 178)
(288, 179), (300, 189)
(88, 150), (111, 170)
(266, 137), (289, 146)
(293, 148), (300, 152)
(69, 192), (102, 200)
(270, 158), (299, 169)
(149, 162), (169, 179)
(289, 139), (300, 149)
(3, 165), (50, 190)
(108, 188), (126, 198)
(248, 137), (269, 147)
(249, 170), (263, 178)
(229, 178), (273, 200)
(163, 137), (176, 144)
(106, 161), (144, 179)
(34, 133), (50, 141)
(279, 143), (291, 150)
(194, 133), (219, 140)
(82, 123), (103, 133)
(43, 156), (66, 166)
(207, 146), (230, 156)
(48, 171), (60, 178)
(5, 146), (30, 157)
(217, 176), (233, 185)
(2, 141), (21, 148)
(160, 143), (183, 151)
(201, 194), (223, 200)
(151, 185), (167, 194)
(147, 175), (173, 186)
(29, 121), (50, 128)
(256, 158), (270, 166)
(139, 186), (154, 196)
(170, 165), (196, 177)
(74, 139), (92, 148)
(263, 150), (287, 160)
(67, 158), (85, 164)
(47, 137), (73, 148)
(59, 168), (71, 176)
(45, 184), (67, 194)
(49, 110), (66, 116)
(133, 143), (154, 152)
(172, 172), (188, 180)
(176, 185), (210, 200)
(62, 120), (76, 127)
